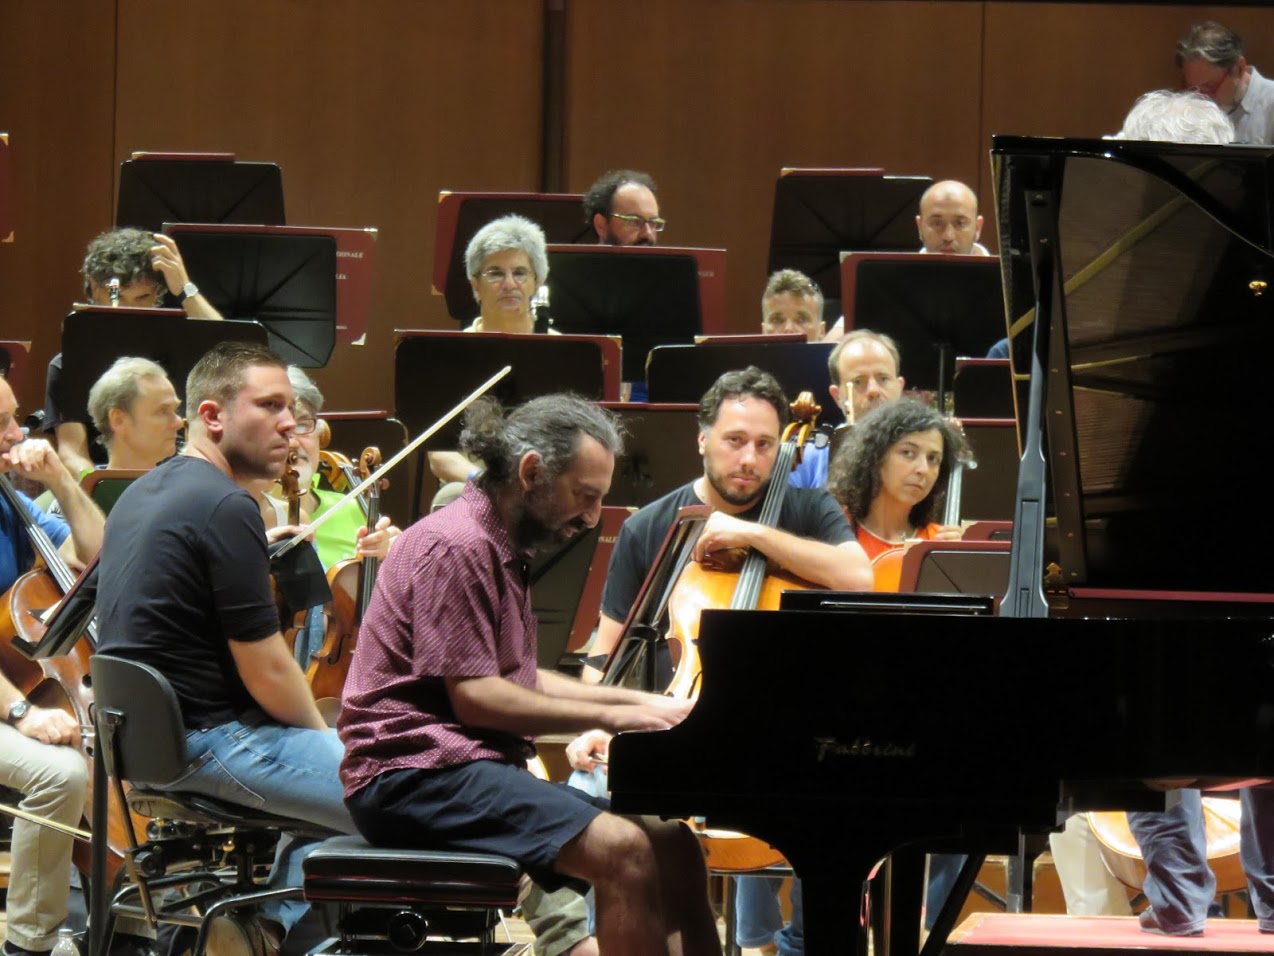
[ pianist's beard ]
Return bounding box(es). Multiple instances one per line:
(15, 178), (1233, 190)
(512, 481), (590, 552)
(706, 462), (771, 509)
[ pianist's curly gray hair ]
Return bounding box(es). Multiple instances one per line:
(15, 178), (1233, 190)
(460, 394), (624, 491)
(827, 397), (970, 530)
(464, 215), (549, 287)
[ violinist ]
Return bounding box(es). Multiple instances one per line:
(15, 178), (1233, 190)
(0, 376), (109, 956)
(86, 358), (185, 471)
(273, 367), (400, 569)
(43, 228), (221, 477)
(95, 343), (357, 953)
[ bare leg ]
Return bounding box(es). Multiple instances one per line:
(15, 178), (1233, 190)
(637, 818), (722, 956)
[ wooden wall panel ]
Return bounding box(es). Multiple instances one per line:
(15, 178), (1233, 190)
(979, 4), (1274, 248)
(0, 1), (117, 411)
(113, 0), (545, 412)
(564, 0), (986, 340)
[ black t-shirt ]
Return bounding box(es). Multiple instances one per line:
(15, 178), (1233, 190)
(599, 480), (854, 623)
(97, 455), (280, 728)
(42, 351), (106, 464)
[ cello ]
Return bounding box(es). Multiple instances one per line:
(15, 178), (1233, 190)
(656, 392), (823, 870)
(0, 473), (140, 887)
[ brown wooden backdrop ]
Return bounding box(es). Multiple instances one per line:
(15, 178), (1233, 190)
(2, 0), (1271, 416)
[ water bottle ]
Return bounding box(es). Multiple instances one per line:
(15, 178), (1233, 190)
(51, 928), (80, 956)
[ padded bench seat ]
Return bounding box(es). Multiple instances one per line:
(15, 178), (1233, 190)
(303, 835), (523, 909)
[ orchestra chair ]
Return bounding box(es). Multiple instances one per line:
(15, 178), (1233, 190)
(89, 653), (337, 956)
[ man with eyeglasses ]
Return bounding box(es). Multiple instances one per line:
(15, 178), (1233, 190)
(788, 330), (905, 489)
(760, 270), (826, 343)
(581, 170), (664, 246)
(1176, 21), (1273, 145)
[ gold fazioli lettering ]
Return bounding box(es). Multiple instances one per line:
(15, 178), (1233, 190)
(814, 736), (917, 761)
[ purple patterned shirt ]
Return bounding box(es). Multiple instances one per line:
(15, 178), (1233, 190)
(338, 483), (538, 797)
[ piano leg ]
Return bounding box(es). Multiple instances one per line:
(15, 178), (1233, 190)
(883, 851), (926, 956)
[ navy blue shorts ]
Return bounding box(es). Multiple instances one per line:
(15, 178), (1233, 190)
(347, 761), (608, 892)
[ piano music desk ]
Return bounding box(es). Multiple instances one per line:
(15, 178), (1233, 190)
(946, 913), (1274, 956)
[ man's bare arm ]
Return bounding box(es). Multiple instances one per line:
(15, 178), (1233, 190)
(230, 634), (327, 731)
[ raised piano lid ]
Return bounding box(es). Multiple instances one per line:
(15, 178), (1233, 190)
(991, 136), (1274, 598)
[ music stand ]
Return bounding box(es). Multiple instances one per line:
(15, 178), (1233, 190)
(959, 420), (1020, 523)
(58, 308), (269, 425)
(544, 245), (708, 381)
(0, 340), (30, 393)
(599, 403), (701, 507)
(320, 412), (412, 527)
(433, 191), (591, 320)
(530, 506), (630, 669)
(394, 330), (621, 518)
(168, 222), (375, 348)
(841, 252), (1005, 409)
(953, 358), (1013, 420)
(0, 131), (12, 242)
(896, 540), (1012, 596)
(164, 225), (337, 367)
(116, 153), (285, 231)
(767, 168), (931, 306)
(646, 341), (842, 426)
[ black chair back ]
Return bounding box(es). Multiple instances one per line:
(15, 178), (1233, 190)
(91, 654), (190, 786)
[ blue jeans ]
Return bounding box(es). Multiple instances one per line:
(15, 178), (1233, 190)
(158, 715), (355, 930)
(735, 875), (803, 954)
(1131, 788), (1274, 934)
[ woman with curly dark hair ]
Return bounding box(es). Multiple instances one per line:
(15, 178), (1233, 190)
(826, 397), (969, 565)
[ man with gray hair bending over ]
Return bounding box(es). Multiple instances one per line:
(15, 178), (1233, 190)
(1176, 20), (1274, 145)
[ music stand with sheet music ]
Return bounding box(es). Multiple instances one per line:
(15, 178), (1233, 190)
(544, 245), (711, 381)
(168, 222), (375, 348)
(767, 168), (932, 311)
(433, 191), (592, 320)
(393, 330), (621, 519)
(599, 403), (701, 508)
(646, 341), (842, 427)
(530, 506), (629, 670)
(58, 308), (269, 425)
(164, 226), (336, 367)
(1, 340), (30, 394)
(841, 252), (1005, 410)
(116, 153), (285, 231)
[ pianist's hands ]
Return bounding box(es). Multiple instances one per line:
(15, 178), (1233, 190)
(604, 694), (694, 734)
(567, 729), (612, 773)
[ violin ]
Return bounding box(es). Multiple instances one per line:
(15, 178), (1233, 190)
(658, 392), (823, 871)
(0, 474), (139, 885)
(307, 445), (385, 724)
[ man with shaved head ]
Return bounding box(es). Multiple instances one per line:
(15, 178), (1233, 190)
(916, 180), (990, 256)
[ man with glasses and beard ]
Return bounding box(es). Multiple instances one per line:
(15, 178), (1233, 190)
(339, 394), (722, 956)
(582, 170), (665, 246)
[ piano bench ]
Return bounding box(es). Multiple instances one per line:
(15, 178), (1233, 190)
(302, 835), (526, 955)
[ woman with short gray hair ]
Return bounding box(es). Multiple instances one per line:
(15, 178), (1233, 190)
(462, 214), (551, 334)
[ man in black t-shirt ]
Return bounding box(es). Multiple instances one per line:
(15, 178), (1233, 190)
(581, 366), (872, 684)
(97, 342), (355, 949)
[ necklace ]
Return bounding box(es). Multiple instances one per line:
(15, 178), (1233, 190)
(858, 518), (913, 544)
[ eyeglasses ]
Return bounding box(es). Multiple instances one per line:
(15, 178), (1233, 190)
(609, 213), (667, 233)
(293, 417), (318, 436)
(479, 267), (536, 285)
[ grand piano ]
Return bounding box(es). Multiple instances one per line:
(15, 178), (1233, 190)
(608, 136), (1274, 956)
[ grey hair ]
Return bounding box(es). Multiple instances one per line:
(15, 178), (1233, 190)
(762, 269), (824, 318)
(1175, 21), (1244, 70)
(464, 214), (550, 285)
(287, 365), (324, 414)
(88, 356), (170, 447)
(460, 394), (624, 490)
(1111, 89), (1234, 145)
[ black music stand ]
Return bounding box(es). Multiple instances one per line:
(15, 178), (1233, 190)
(0, 340), (30, 393)
(394, 330), (619, 520)
(953, 358), (1014, 420)
(646, 341), (841, 426)
(59, 309), (269, 425)
(433, 192), (592, 320)
(842, 253), (1005, 410)
(767, 169), (932, 306)
(116, 154), (285, 231)
(166, 227), (337, 367)
(545, 246), (703, 381)
(599, 403), (701, 508)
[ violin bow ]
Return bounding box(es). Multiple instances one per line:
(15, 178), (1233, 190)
(271, 365), (512, 559)
(0, 801), (93, 841)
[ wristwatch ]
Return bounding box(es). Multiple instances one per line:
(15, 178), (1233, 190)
(179, 281), (199, 303)
(7, 699), (31, 723)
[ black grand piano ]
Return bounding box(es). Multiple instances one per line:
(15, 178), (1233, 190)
(608, 137), (1274, 955)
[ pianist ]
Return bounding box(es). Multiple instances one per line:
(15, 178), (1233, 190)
(338, 394), (722, 956)
(1176, 21), (1274, 146)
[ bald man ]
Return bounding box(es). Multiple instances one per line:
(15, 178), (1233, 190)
(917, 180), (990, 256)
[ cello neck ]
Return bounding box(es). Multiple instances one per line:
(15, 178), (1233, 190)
(730, 439), (800, 611)
(0, 474), (79, 594)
